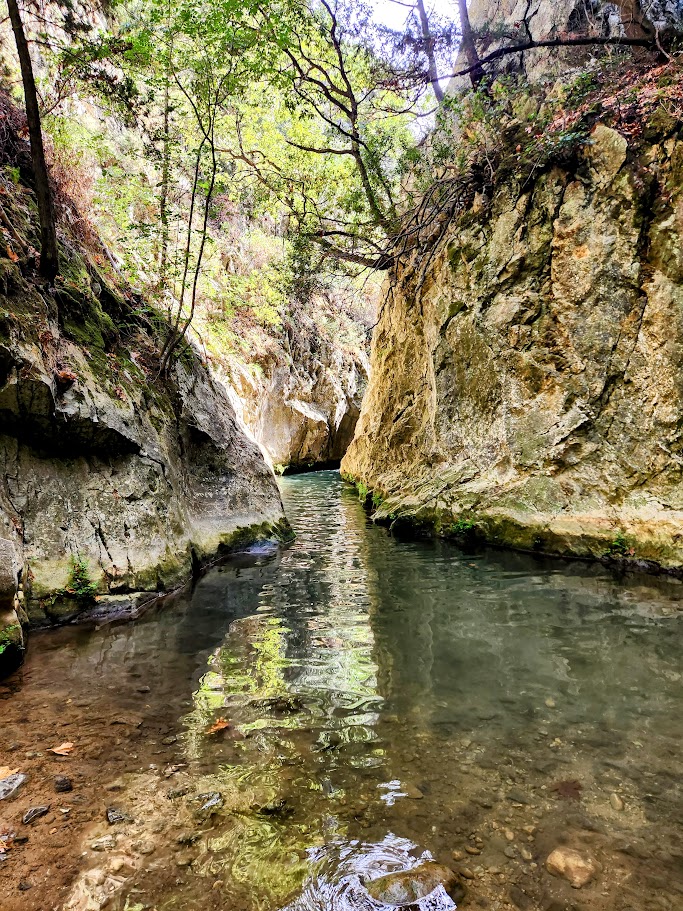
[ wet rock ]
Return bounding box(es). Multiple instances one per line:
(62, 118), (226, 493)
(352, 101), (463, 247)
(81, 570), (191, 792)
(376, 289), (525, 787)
(0, 773), (27, 801)
(90, 835), (117, 851)
(401, 782), (424, 800)
(193, 792), (224, 817)
(546, 847), (598, 888)
(507, 789), (533, 806)
(106, 807), (132, 825)
(22, 806), (50, 825)
(610, 793), (625, 811)
(365, 862), (466, 906)
(258, 797), (292, 817)
(465, 845), (481, 855)
(54, 775), (73, 793)
(509, 884), (534, 910)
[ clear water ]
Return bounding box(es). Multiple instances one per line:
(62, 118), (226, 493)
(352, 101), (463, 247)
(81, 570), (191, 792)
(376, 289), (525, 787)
(5, 471), (683, 910)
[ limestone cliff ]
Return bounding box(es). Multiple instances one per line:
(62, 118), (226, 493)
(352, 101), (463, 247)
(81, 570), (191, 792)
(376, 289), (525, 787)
(343, 68), (683, 571)
(226, 317), (369, 473)
(0, 95), (289, 644)
(455, 0), (682, 81)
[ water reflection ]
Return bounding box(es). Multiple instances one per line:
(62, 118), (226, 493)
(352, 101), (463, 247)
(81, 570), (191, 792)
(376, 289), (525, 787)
(8, 471), (683, 911)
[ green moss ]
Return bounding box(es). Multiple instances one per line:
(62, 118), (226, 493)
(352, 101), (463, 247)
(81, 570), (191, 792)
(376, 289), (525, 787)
(0, 622), (21, 656)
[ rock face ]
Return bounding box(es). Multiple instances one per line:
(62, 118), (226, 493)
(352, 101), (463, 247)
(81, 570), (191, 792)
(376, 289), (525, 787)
(0, 301), (288, 622)
(226, 322), (369, 473)
(342, 120), (683, 569)
(450, 1), (683, 87)
(0, 536), (23, 677)
(0, 152), (288, 631)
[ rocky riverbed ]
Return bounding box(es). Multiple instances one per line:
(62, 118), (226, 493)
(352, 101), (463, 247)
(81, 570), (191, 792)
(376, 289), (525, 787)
(1, 473), (681, 911)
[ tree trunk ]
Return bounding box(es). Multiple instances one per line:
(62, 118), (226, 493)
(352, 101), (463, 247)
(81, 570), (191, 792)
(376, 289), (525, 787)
(457, 0), (485, 88)
(7, 0), (59, 281)
(416, 0), (444, 103)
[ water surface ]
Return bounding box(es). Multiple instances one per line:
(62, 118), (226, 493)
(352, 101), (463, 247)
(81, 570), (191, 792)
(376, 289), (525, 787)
(2, 471), (682, 911)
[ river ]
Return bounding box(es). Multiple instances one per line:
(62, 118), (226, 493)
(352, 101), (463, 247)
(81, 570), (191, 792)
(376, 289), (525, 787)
(1, 471), (682, 911)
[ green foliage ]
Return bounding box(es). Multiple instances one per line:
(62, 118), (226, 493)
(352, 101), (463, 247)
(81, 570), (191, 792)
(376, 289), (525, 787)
(66, 555), (99, 602)
(447, 517), (477, 538)
(0, 623), (20, 656)
(356, 481), (369, 502)
(606, 532), (631, 557)
(371, 491), (384, 510)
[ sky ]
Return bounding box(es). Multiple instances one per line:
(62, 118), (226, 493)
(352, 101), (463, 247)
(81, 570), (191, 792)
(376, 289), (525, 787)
(372, 0), (458, 30)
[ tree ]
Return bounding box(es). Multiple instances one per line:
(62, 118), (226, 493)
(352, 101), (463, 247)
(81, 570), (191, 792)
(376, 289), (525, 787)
(456, 0), (484, 88)
(7, 0), (59, 280)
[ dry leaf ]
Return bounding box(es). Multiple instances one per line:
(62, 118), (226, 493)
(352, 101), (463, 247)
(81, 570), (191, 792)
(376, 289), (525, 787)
(551, 779), (583, 800)
(206, 719), (230, 735)
(49, 742), (74, 756)
(0, 767), (19, 779)
(6, 245), (18, 263)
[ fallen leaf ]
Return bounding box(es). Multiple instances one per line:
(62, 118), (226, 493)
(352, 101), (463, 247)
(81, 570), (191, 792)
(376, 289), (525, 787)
(6, 245), (18, 263)
(0, 767), (19, 779)
(206, 719), (231, 735)
(551, 779), (583, 800)
(49, 742), (74, 756)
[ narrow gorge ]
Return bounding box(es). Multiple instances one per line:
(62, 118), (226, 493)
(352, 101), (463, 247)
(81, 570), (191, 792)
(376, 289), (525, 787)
(0, 1), (682, 910)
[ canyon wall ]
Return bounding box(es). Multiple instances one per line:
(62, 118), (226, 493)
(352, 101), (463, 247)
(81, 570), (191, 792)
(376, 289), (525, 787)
(227, 331), (369, 473)
(343, 105), (683, 569)
(0, 105), (289, 662)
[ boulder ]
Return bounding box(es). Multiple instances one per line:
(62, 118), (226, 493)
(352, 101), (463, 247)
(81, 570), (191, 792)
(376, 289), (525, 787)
(364, 861), (466, 906)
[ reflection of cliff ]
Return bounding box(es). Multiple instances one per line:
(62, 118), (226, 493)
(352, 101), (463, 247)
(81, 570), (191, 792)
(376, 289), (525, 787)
(359, 539), (683, 745)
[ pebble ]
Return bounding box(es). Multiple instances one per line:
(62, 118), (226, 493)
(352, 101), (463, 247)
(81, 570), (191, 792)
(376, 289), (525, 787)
(22, 806), (50, 825)
(401, 782), (424, 800)
(162, 736), (178, 745)
(545, 697), (556, 708)
(507, 789), (533, 806)
(504, 846), (516, 859)
(504, 829), (514, 842)
(106, 807), (132, 825)
(610, 793), (625, 811)
(451, 849), (464, 861)
(465, 845), (481, 855)
(91, 835), (117, 852)
(459, 867), (475, 880)
(54, 776), (73, 793)
(520, 848), (533, 861)
(133, 838), (156, 855)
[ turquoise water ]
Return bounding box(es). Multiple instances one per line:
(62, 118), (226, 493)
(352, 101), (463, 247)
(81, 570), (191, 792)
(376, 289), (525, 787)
(6, 471), (683, 910)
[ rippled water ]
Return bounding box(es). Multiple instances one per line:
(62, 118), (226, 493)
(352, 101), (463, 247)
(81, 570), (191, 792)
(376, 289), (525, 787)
(6, 471), (683, 910)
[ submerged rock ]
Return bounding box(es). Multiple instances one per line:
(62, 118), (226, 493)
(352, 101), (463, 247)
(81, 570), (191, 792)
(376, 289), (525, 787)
(364, 862), (466, 906)
(546, 847), (598, 888)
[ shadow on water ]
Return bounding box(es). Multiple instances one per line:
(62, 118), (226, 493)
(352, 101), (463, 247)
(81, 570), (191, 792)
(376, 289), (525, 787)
(4, 471), (683, 911)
